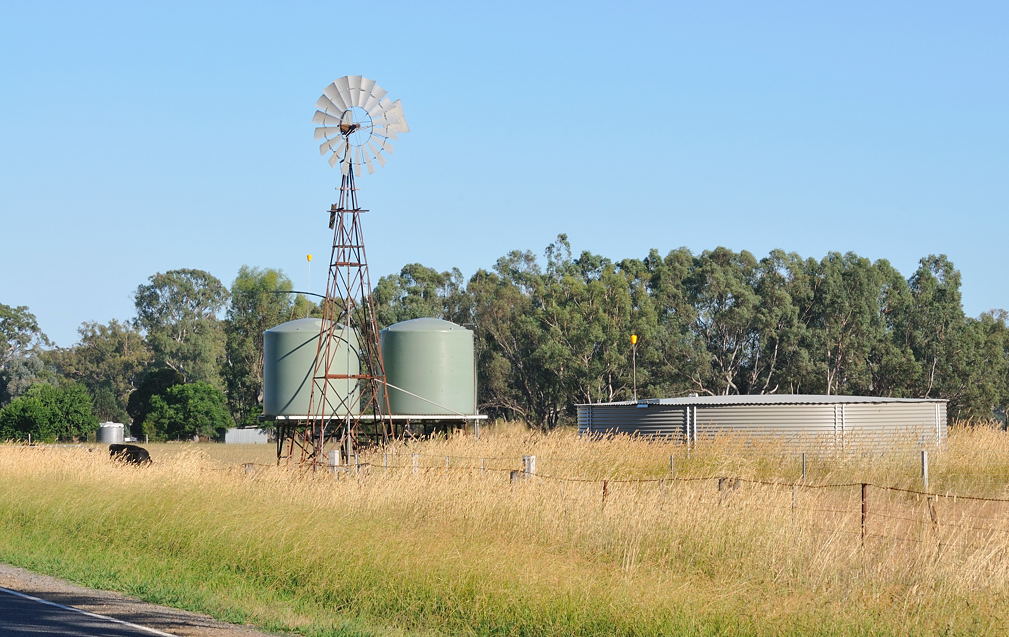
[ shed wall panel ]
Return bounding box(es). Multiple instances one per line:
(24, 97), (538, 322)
(577, 405), (686, 441)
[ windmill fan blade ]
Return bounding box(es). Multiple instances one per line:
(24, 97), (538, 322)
(370, 126), (397, 140)
(368, 97), (394, 118)
(313, 111), (343, 125)
(364, 152), (375, 174)
(314, 126), (344, 139)
(328, 148), (345, 167)
(334, 76), (353, 109)
(362, 85), (387, 113)
(315, 95), (342, 114)
(347, 75), (363, 105)
(386, 100), (409, 133)
(319, 138), (344, 155)
(358, 77), (376, 107)
(367, 141), (386, 166)
(323, 83), (349, 111)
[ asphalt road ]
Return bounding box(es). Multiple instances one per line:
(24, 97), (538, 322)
(0, 586), (172, 635)
(0, 564), (278, 637)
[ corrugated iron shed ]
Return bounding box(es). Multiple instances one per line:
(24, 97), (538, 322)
(577, 394), (947, 450)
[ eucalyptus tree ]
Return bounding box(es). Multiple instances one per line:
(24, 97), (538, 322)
(134, 269), (229, 387)
(0, 303), (51, 404)
(223, 266), (308, 426)
(44, 319), (151, 423)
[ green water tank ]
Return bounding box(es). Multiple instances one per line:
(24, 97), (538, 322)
(263, 318), (360, 418)
(380, 318), (475, 416)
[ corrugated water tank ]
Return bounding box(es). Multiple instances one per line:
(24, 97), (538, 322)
(97, 422), (125, 444)
(262, 318), (360, 417)
(380, 317), (476, 416)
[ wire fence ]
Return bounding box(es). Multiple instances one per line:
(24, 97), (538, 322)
(232, 449), (1009, 553)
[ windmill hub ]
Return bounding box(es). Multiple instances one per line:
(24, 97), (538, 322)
(313, 75), (410, 176)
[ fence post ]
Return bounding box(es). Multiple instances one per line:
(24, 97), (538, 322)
(328, 449), (340, 476)
(480, 458), (486, 473)
(669, 455), (675, 476)
(509, 469), (520, 484)
(602, 480), (609, 504)
(860, 483), (868, 548)
(354, 453), (360, 476)
(801, 452), (807, 482)
(445, 455), (450, 470)
(921, 449), (929, 491)
(522, 455), (537, 478)
(411, 453), (419, 475)
(474, 420), (481, 440)
(383, 452), (389, 468)
(243, 462), (255, 476)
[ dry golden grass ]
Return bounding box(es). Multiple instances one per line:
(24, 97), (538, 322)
(2, 422), (1009, 635)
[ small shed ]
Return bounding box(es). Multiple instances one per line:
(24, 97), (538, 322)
(224, 428), (271, 444)
(577, 394), (947, 450)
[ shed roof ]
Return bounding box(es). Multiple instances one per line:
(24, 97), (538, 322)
(577, 394), (947, 408)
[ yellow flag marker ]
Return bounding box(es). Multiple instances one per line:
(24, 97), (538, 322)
(306, 254), (313, 262)
(630, 334), (638, 345)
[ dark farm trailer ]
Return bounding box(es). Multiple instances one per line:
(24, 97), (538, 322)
(576, 395), (947, 450)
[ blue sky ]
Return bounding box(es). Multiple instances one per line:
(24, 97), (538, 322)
(2, 1), (1007, 346)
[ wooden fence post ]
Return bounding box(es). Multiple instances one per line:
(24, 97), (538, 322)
(669, 455), (675, 476)
(383, 452), (389, 468)
(801, 453), (807, 482)
(602, 480), (609, 504)
(921, 449), (929, 491)
(328, 449), (340, 476)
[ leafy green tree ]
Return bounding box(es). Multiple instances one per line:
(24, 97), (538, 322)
(127, 368), (184, 435)
(134, 269), (229, 387)
(0, 304), (52, 404)
(374, 263), (470, 327)
(224, 266), (309, 426)
(0, 382), (95, 442)
(44, 320), (151, 422)
(142, 382), (233, 441)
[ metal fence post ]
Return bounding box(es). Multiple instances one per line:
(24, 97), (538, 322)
(801, 452), (807, 482)
(669, 455), (675, 476)
(921, 449), (929, 491)
(861, 483), (868, 548)
(522, 455), (537, 478)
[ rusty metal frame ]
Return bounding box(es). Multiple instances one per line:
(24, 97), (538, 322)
(276, 164), (394, 466)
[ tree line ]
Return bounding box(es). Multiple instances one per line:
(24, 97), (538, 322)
(1, 236), (1006, 440)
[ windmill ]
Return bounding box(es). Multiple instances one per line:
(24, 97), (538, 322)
(276, 75), (409, 466)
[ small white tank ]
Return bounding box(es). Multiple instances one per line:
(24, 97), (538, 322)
(97, 422), (125, 444)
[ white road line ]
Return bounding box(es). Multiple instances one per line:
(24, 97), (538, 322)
(0, 585), (176, 636)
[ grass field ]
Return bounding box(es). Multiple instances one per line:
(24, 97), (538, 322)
(2, 423), (1009, 635)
